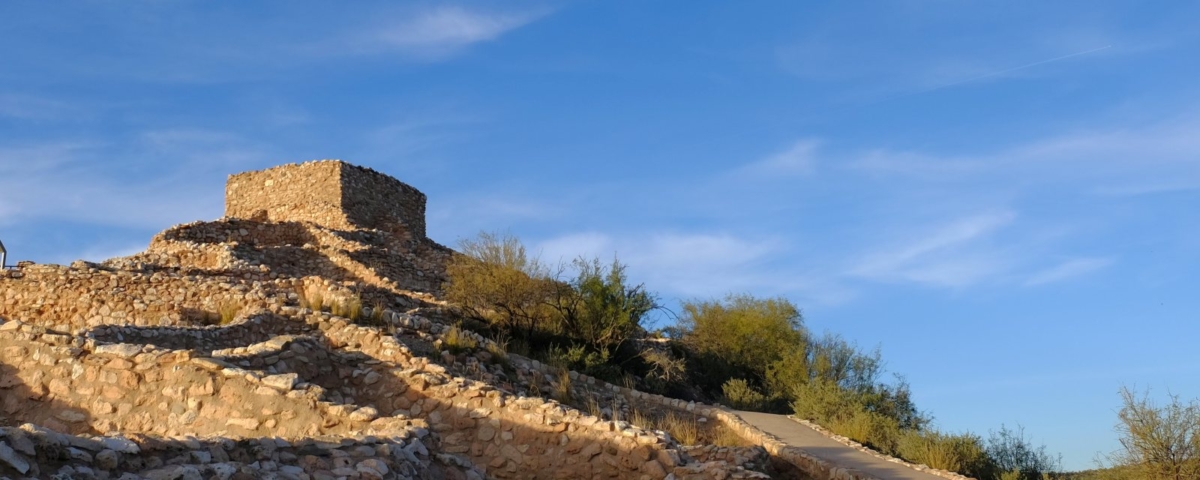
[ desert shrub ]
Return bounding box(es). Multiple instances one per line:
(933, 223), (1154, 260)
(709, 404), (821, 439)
(722, 378), (769, 411)
(641, 346), (687, 392)
(445, 232), (559, 338)
(791, 378), (864, 424)
(550, 257), (659, 353)
(987, 424), (1062, 480)
(829, 410), (896, 451)
(679, 294), (804, 391)
(543, 344), (621, 383)
(1105, 386), (1200, 480)
(442, 325), (478, 354)
(767, 332), (925, 429)
(896, 429), (992, 477)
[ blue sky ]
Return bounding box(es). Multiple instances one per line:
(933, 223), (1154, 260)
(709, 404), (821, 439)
(2, 1), (1198, 470)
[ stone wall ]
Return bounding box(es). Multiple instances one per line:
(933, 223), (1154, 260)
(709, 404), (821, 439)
(1, 302), (762, 479)
(0, 263), (286, 333)
(0, 321), (410, 441)
(0, 423), (465, 480)
(225, 160), (427, 237)
(141, 217), (451, 295)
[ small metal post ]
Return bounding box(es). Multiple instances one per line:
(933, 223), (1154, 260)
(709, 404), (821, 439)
(0, 239), (6, 269)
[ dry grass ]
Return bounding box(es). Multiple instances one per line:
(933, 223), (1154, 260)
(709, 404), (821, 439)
(625, 408), (704, 446)
(306, 289), (325, 312)
(486, 332), (510, 365)
(630, 408), (654, 428)
(712, 424), (747, 447)
(331, 295), (363, 320)
(369, 301), (386, 325)
(661, 412), (700, 445)
(217, 299), (244, 325)
(553, 368), (573, 404)
(586, 398), (603, 418)
(443, 324), (478, 354)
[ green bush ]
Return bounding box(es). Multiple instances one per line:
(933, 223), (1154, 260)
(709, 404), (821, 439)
(896, 429), (992, 477)
(1105, 386), (1200, 479)
(722, 378), (768, 411)
(678, 295), (804, 395)
(552, 257), (658, 353)
(986, 424), (1062, 480)
(830, 409), (901, 454)
(791, 378), (864, 425)
(544, 344), (621, 383)
(444, 232), (558, 338)
(681, 295), (804, 377)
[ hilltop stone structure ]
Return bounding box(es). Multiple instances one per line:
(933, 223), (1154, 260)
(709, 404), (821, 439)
(226, 162), (429, 238)
(0, 160), (968, 480)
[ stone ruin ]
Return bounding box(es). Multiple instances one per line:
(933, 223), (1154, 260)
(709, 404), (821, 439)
(0, 160), (796, 480)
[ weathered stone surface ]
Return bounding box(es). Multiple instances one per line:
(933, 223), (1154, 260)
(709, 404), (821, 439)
(262, 373), (299, 391)
(0, 441), (31, 474)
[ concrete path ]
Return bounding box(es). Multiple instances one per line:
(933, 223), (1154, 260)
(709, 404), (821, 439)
(734, 410), (949, 480)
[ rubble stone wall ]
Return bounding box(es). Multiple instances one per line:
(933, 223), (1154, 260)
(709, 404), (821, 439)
(0, 322), (398, 441)
(305, 310), (700, 479)
(225, 160), (427, 237)
(0, 263), (286, 333)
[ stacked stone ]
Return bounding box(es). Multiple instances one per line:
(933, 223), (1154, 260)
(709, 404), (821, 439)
(86, 311), (310, 354)
(0, 320), (420, 441)
(304, 311), (724, 479)
(681, 445), (770, 472)
(0, 423), (469, 480)
(0, 263), (288, 332)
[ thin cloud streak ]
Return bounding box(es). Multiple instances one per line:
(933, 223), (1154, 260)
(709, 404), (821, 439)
(1024, 257), (1114, 286)
(743, 139), (820, 176)
(849, 212), (1017, 288)
(532, 231), (853, 305)
(905, 45), (1113, 97)
(354, 6), (547, 58)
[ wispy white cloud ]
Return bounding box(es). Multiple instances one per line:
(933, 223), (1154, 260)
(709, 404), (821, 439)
(354, 6), (546, 58)
(852, 115), (1200, 193)
(533, 231), (855, 305)
(743, 139), (820, 176)
(848, 211), (1017, 288)
(1024, 257), (1114, 287)
(0, 130), (270, 230)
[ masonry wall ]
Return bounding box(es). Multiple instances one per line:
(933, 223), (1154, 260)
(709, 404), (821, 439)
(339, 162), (428, 238)
(0, 263), (287, 333)
(226, 161), (347, 228)
(225, 160), (428, 237)
(0, 323), (463, 479)
(0, 323), (392, 440)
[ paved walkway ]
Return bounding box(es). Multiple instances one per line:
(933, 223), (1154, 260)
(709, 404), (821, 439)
(734, 411), (949, 480)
